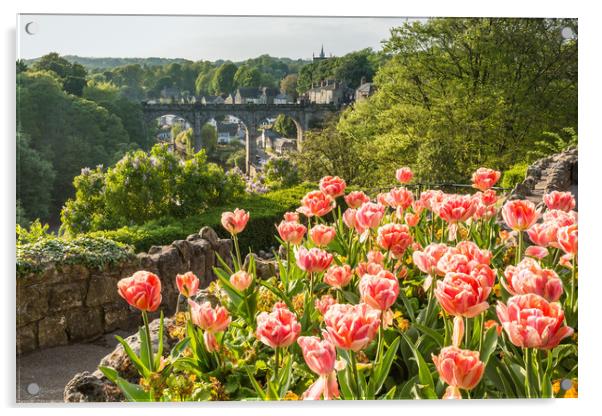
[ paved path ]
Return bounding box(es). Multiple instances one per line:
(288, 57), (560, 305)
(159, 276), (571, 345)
(16, 331), (128, 403)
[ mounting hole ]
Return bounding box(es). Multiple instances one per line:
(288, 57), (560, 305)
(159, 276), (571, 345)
(561, 379), (573, 390)
(25, 22), (38, 35)
(27, 382), (40, 395)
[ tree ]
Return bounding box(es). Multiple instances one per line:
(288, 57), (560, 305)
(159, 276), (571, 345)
(17, 132), (56, 222)
(201, 124), (218, 157)
(211, 63), (238, 95)
(234, 65), (262, 88)
(280, 74), (298, 101)
(272, 114), (297, 138)
(32, 52), (87, 96)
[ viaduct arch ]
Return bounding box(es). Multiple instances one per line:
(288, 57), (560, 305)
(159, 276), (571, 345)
(142, 103), (339, 173)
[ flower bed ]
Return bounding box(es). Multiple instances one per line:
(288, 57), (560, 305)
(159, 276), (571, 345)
(99, 168), (578, 401)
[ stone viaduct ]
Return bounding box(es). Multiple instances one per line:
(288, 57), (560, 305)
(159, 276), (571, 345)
(141, 102), (339, 173)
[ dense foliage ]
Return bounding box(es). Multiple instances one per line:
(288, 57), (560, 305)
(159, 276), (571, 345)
(296, 18), (577, 188)
(61, 144), (245, 235)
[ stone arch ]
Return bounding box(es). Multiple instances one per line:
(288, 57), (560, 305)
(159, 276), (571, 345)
(144, 111), (195, 151)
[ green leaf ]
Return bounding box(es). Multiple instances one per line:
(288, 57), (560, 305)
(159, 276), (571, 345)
(412, 323), (444, 347)
(214, 267), (243, 305)
(401, 332), (437, 399)
(99, 366), (151, 402)
(277, 355), (294, 397)
(245, 367), (267, 400)
(480, 326), (499, 365)
(215, 251), (234, 275)
(154, 311), (164, 369)
(115, 335), (149, 379)
(138, 325), (151, 371)
(370, 336), (400, 396)
(398, 288), (416, 322)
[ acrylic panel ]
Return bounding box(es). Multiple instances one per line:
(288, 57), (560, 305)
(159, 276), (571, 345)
(16, 14), (578, 403)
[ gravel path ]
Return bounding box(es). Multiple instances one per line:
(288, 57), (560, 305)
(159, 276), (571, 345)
(16, 331), (128, 403)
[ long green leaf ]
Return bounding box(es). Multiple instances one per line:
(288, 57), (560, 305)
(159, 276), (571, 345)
(115, 335), (149, 379)
(245, 367), (267, 400)
(413, 323), (444, 347)
(99, 366), (151, 402)
(154, 311), (164, 369)
(401, 332), (437, 399)
(370, 336), (400, 396)
(480, 326), (499, 365)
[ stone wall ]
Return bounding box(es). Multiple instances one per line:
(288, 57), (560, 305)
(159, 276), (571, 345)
(16, 227), (231, 354)
(509, 147), (578, 208)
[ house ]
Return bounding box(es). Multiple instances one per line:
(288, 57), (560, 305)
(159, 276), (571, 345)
(234, 88), (262, 104)
(201, 95), (226, 105)
(259, 87), (279, 104)
(355, 78), (376, 102)
(274, 93), (294, 104)
(156, 125), (172, 141)
(256, 129), (280, 150)
(273, 138), (297, 155)
(217, 122), (241, 144)
(304, 79), (349, 105)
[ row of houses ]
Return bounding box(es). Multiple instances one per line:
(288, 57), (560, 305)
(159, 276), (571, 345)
(153, 79), (376, 106)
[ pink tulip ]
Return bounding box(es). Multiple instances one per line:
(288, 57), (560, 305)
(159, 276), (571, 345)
(527, 223), (557, 247)
(480, 189), (498, 206)
(558, 224), (578, 256)
(188, 300), (231, 351)
(413, 243), (449, 276)
(356, 202), (386, 229)
(436, 252), (471, 276)
(277, 220), (307, 245)
(434, 272), (491, 318)
(384, 187), (414, 210)
(175, 271), (200, 298)
(283, 211), (300, 222)
(438, 194), (477, 224)
(295, 246), (333, 273)
(315, 294), (337, 315)
(524, 245), (549, 260)
(432, 346), (485, 393)
(298, 190), (335, 218)
(230, 270), (253, 291)
(367, 250), (385, 265)
(502, 200), (540, 231)
(420, 190), (445, 212)
(323, 303), (380, 352)
(342, 208), (366, 234)
(256, 302), (301, 349)
(355, 261), (384, 278)
(455, 241), (492, 266)
(396, 167), (414, 184)
(559, 253), (574, 269)
(310, 224), (337, 247)
(323, 264), (353, 288)
(543, 191), (576, 212)
(376, 223), (413, 258)
(117, 271), (162, 312)
(543, 209), (577, 227)
(496, 294), (574, 349)
(298, 336), (339, 400)
(502, 258), (563, 302)
(404, 211), (420, 227)
(359, 270), (399, 311)
(471, 167), (501, 192)
(221, 208), (250, 235)
(319, 176), (346, 198)
(344, 191), (370, 209)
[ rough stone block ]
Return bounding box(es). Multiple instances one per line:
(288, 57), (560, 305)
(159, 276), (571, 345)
(16, 284), (49, 326)
(65, 307), (103, 342)
(86, 276), (121, 307)
(17, 323), (37, 354)
(103, 303), (138, 332)
(38, 315), (68, 348)
(49, 281), (87, 313)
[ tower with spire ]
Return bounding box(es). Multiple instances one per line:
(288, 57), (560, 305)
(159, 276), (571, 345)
(313, 44), (328, 61)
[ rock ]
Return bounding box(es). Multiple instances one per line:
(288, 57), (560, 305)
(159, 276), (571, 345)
(16, 284), (50, 326)
(172, 239), (193, 270)
(49, 282), (87, 313)
(38, 315), (68, 348)
(199, 226), (219, 248)
(98, 317), (176, 381)
(148, 246), (163, 255)
(103, 303), (138, 332)
(65, 307), (103, 341)
(186, 233), (201, 242)
(63, 371), (123, 402)
(189, 239), (209, 284)
(243, 253), (277, 279)
(16, 323), (37, 354)
(86, 276), (121, 307)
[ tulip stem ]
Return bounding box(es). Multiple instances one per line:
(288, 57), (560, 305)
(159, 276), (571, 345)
(478, 314), (485, 352)
(349, 352), (361, 399)
(232, 234), (242, 271)
(524, 348), (532, 398)
(142, 311), (154, 372)
(570, 255), (577, 313)
(516, 231), (523, 265)
(274, 347), (280, 382)
(464, 317), (470, 349)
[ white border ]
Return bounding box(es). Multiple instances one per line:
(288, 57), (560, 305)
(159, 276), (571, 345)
(3, 1), (601, 415)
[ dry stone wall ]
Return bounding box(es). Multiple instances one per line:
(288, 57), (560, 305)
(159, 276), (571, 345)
(16, 227), (231, 354)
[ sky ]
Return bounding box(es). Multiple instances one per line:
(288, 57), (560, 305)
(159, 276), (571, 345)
(17, 15), (419, 61)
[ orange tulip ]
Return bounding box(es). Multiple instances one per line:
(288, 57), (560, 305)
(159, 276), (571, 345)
(117, 271), (162, 312)
(175, 271), (200, 298)
(221, 208), (250, 235)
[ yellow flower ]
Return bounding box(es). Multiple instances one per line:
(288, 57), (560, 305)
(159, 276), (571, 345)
(292, 293), (305, 314)
(284, 391), (300, 400)
(493, 283), (502, 298)
(552, 379), (561, 395)
(564, 379), (578, 398)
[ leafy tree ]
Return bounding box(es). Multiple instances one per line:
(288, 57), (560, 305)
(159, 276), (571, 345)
(527, 127), (578, 162)
(272, 115), (297, 138)
(264, 157), (300, 189)
(211, 63), (238, 95)
(234, 65), (262, 88)
(32, 52), (87, 96)
(280, 74), (299, 101)
(17, 132), (56, 222)
(201, 124), (218, 157)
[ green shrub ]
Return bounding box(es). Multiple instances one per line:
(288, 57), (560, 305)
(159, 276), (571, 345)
(88, 183), (314, 252)
(501, 162), (529, 189)
(17, 236), (135, 275)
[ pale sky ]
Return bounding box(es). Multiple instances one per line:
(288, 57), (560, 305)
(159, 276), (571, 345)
(17, 15), (419, 62)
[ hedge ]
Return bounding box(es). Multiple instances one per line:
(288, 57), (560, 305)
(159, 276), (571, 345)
(87, 183), (315, 253)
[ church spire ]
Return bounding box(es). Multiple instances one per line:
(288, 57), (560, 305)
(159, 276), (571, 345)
(320, 44), (325, 58)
